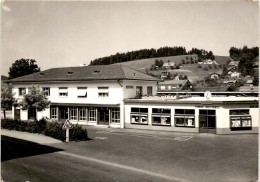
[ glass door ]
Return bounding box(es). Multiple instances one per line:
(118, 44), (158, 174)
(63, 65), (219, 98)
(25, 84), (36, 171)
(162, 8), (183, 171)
(98, 107), (109, 125)
(59, 106), (68, 121)
(199, 110), (216, 133)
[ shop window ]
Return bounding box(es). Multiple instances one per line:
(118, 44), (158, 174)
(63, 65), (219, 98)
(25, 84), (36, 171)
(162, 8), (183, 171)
(230, 109), (251, 130)
(152, 108), (171, 126)
(59, 87), (68, 97)
(42, 87), (50, 96)
(111, 108), (120, 123)
(51, 106), (58, 119)
(77, 87), (87, 98)
(130, 107), (148, 124)
(19, 88), (26, 96)
(79, 107), (87, 121)
(98, 87), (109, 98)
(175, 109), (195, 127)
(89, 107), (97, 122)
(70, 107), (78, 120)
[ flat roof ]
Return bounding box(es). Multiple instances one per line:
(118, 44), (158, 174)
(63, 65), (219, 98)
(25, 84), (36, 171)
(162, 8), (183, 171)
(124, 96), (259, 105)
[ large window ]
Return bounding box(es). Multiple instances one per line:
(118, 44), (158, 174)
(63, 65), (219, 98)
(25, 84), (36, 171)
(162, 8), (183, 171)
(59, 87), (68, 97)
(230, 109), (251, 130)
(42, 87), (50, 96)
(175, 109), (195, 127)
(130, 107), (148, 124)
(77, 87), (87, 98)
(98, 87), (109, 98)
(111, 108), (120, 123)
(70, 107), (78, 120)
(79, 107), (87, 121)
(19, 88), (26, 96)
(51, 106), (58, 119)
(152, 108), (171, 126)
(89, 107), (97, 122)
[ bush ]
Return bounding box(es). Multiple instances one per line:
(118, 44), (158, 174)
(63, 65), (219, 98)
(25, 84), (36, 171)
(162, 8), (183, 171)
(1, 119), (88, 142)
(198, 64), (202, 68)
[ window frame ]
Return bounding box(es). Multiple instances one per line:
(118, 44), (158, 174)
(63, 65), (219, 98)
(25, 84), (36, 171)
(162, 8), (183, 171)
(152, 108), (171, 126)
(42, 87), (50, 96)
(89, 107), (97, 122)
(111, 108), (120, 124)
(70, 107), (78, 120)
(130, 107), (148, 125)
(98, 87), (109, 98)
(77, 87), (87, 98)
(174, 109), (195, 128)
(230, 109), (252, 130)
(59, 87), (68, 97)
(79, 107), (87, 121)
(18, 88), (26, 96)
(50, 106), (58, 119)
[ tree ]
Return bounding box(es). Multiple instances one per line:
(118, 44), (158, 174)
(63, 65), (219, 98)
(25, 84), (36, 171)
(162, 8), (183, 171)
(1, 84), (15, 119)
(9, 59), (40, 79)
(19, 85), (50, 120)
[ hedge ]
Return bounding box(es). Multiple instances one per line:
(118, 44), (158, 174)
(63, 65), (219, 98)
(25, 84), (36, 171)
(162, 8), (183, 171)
(1, 119), (88, 142)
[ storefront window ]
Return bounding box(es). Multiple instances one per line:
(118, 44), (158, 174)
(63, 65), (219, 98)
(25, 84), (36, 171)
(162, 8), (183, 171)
(79, 107), (87, 121)
(152, 108), (171, 126)
(51, 106), (58, 119)
(70, 107), (78, 120)
(89, 107), (97, 122)
(130, 107), (148, 124)
(230, 109), (251, 129)
(175, 109), (195, 127)
(111, 108), (120, 123)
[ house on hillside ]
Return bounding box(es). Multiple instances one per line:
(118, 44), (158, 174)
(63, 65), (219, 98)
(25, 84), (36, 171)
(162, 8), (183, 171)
(7, 65), (160, 128)
(228, 70), (240, 78)
(209, 73), (220, 79)
(157, 80), (192, 92)
(245, 79), (254, 87)
(162, 62), (175, 69)
(203, 59), (219, 65)
(160, 71), (170, 80)
(228, 59), (239, 67)
(222, 79), (237, 86)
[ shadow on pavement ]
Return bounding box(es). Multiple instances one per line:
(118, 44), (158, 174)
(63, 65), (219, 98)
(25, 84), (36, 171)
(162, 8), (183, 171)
(1, 136), (64, 162)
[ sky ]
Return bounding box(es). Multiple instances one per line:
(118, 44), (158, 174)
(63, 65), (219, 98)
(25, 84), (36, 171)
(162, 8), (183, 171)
(1, 1), (259, 76)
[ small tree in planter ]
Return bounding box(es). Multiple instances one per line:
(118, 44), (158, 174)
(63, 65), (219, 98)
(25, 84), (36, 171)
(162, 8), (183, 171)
(1, 84), (15, 119)
(19, 85), (51, 120)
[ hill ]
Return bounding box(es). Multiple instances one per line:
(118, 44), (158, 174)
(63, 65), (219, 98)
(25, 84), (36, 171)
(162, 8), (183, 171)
(115, 55), (230, 82)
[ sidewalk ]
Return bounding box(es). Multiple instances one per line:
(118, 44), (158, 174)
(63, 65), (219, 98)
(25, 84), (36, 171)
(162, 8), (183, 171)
(1, 129), (62, 144)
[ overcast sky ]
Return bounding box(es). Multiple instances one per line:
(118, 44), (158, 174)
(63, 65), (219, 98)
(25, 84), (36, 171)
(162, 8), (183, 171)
(1, 1), (259, 76)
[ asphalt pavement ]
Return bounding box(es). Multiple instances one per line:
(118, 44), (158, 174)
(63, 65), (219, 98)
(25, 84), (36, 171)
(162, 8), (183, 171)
(1, 127), (258, 182)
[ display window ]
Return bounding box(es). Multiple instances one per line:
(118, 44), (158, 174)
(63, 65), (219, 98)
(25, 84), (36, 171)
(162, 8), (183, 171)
(130, 107), (148, 124)
(152, 108), (171, 126)
(175, 109), (195, 127)
(230, 109), (251, 130)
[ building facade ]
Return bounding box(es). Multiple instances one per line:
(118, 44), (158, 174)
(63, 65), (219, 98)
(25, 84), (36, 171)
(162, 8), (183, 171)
(9, 65), (159, 128)
(124, 96), (258, 134)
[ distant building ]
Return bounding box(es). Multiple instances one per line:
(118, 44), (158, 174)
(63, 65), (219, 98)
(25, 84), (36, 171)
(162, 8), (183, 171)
(162, 62), (175, 69)
(228, 71), (240, 78)
(203, 59), (219, 65)
(160, 71), (170, 79)
(209, 73), (220, 79)
(157, 80), (192, 92)
(228, 59), (239, 67)
(222, 80), (237, 86)
(1, 75), (8, 87)
(245, 79), (254, 87)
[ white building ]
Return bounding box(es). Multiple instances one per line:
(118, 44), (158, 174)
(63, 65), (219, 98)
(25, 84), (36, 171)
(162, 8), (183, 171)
(9, 65), (159, 128)
(124, 96), (258, 134)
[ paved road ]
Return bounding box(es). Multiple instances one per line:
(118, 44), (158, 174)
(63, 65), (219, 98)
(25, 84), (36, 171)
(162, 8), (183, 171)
(2, 127), (258, 182)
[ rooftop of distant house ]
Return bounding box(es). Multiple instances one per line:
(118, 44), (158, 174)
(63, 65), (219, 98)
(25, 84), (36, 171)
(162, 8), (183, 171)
(6, 65), (160, 83)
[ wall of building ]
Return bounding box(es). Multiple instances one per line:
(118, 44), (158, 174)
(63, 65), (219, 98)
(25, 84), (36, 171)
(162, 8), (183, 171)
(124, 101), (258, 134)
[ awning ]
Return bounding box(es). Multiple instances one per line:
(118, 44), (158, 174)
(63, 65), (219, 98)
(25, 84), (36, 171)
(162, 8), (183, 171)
(77, 90), (87, 97)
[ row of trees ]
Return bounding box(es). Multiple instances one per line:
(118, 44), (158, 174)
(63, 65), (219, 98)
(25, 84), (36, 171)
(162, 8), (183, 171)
(90, 46), (215, 66)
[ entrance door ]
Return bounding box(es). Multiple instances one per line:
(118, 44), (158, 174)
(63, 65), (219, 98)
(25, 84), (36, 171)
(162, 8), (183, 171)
(59, 106), (68, 121)
(98, 107), (109, 125)
(28, 108), (36, 120)
(199, 110), (216, 133)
